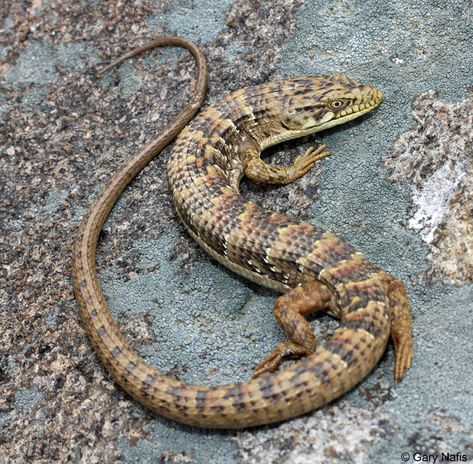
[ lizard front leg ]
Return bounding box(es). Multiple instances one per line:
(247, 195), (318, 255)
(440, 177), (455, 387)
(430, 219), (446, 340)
(253, 280), (336, 378)
(242, 144), (331, 185)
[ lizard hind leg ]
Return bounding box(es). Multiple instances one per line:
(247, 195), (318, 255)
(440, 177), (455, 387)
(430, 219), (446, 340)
(385, 275), (414, 381)
(252, 280), (336, 378)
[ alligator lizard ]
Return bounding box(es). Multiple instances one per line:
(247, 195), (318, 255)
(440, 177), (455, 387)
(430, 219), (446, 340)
(71, 37), (413, 429)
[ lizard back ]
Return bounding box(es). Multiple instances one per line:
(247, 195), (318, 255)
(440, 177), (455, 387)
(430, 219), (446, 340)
(72, 39), (413, 429)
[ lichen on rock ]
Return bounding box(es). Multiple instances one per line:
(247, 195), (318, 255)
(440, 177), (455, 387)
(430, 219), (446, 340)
(385, 91), (473, 285)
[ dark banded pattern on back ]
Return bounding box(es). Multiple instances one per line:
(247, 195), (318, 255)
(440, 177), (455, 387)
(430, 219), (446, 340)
(72, 37), (413, 430)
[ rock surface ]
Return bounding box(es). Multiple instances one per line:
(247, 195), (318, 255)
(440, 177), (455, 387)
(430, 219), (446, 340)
(385, 92), (473, 285)
(1, 0), (472, 463)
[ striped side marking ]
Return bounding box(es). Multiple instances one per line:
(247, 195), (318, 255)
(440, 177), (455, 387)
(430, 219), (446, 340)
(297, 231), (355, 284)
(337, 276), (389, 316)
(263, 222), (327, 284)
(224, 205), (292, 276)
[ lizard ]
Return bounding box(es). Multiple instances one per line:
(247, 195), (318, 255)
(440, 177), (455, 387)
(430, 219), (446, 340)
(71, 36), (413, 429)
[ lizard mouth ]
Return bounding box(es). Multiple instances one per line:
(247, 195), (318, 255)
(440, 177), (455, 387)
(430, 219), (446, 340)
(336, 88), (383, 119)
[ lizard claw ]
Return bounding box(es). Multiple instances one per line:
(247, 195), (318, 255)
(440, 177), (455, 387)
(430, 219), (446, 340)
(293, 144), (331, 172)
(252, 341), (312, 379)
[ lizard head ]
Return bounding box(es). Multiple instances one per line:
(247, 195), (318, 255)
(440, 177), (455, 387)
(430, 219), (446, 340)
(278, 73), (382, 138)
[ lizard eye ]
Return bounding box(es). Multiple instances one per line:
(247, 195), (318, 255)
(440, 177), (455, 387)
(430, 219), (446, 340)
(328, 99), (346, 110)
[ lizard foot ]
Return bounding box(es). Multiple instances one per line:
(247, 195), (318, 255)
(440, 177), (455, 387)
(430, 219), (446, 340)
(292, 144), (331, 177)
(384, 273), (414, 382)
(252, 341), (314, 378)
(394, 334), (413, 382)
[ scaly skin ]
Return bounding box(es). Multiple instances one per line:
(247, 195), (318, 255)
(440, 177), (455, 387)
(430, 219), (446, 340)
(72, 37), (413, 429)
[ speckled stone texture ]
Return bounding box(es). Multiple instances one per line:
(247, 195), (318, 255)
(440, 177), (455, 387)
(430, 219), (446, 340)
(1, 0), (473, 463)
(237, 404), (392, 464)
(385, 92), (473, 285)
